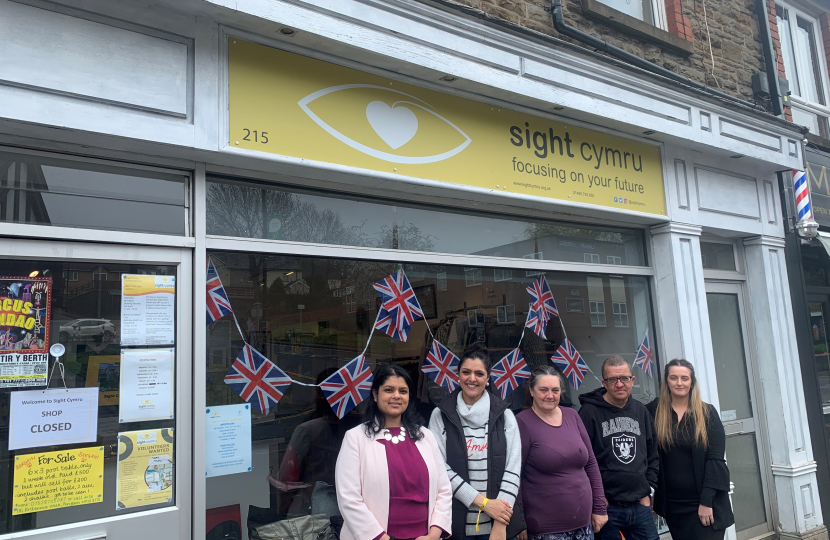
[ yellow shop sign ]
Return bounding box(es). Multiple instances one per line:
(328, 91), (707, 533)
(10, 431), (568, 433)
(229, 39), (666, 215)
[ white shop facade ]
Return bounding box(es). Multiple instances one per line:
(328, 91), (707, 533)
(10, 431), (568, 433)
(0, 1), (818, 540)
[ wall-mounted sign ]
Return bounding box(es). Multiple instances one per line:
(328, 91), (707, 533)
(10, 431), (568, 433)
(120, 275), (175, 346)
(0, 276), (51, 388)
(117, 428), (174, 509)
(807, 154), (830, 228)
(229, 40), (666, 216)
(9, 387), (99, 450)
(119, 348), (174, 422)
(13, 446), (104, 515)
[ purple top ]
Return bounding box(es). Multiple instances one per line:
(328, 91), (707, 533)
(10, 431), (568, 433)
(378, 428), (430, 539)
(517, 407), (607, 535)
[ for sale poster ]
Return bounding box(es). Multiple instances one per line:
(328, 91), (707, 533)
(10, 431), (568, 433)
(0, 277), (52, 388)
(116, 428), (174, 509)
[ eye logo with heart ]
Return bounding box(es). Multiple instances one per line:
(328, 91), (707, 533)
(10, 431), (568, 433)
(298, 84), (471, 164)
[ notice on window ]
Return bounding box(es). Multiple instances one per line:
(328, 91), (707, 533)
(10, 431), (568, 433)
(9, 388), (99, 450)
(117, 428), (174, 509)
(205, 404), (252, 477)
(120, 275), (175, 347)
(119, 348), (174, 422)
(13, 446), (104, 515)
(0, 276), (52, 388)
(85, 354), (120, 406)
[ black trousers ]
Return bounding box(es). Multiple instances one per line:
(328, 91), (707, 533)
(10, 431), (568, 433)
(664, 502), (725, 540)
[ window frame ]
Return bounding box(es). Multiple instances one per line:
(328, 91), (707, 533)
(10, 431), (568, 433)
(776, 2), (830, 134)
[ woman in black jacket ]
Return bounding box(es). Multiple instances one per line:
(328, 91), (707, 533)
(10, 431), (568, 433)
(646, 359), (734, 540)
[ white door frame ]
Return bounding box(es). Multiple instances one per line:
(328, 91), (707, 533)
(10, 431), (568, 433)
(0, 237), (193, 540)
(705, 279), (775, 540)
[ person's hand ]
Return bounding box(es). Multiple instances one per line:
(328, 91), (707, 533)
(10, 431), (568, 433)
(591, 514), (608, 533)
(483, 498), (513, 525)
(516, 530), (528, 540)
(488, 523), (507, 540)
(381, 535), (391, 540)
(699, 504), (714, 527)
(415, 527), (443, 540)
(639, 495), (652, 507)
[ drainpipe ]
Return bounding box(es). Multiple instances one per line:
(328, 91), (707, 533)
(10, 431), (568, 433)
(756, 0), (784, 116)
(549, 0), (768, 112)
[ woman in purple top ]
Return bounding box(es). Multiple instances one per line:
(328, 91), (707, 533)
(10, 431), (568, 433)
(517, 366), (607, 540)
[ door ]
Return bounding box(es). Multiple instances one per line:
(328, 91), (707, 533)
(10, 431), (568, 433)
(806, 295), (830, 527)
(705, 282), (772, 540)
(0, 238), (192, 540)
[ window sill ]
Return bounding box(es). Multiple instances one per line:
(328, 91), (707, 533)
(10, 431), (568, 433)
(579, 0), (694, 56)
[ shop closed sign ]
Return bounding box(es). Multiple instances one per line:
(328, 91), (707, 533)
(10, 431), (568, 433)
(9, 388), (98, 450)
(229, 40), (667, 216)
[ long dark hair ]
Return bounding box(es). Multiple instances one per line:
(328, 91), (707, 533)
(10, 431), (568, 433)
(363, 364), (424, 441)
(654, 359), (708, 450)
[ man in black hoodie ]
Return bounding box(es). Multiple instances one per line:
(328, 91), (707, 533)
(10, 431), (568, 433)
(578, 355), (659, 540)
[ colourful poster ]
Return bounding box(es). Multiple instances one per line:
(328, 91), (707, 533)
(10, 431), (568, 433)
(116, 428), (174, 509)
(12, 446), (104, 515)
(120, 275), (175, 347)
(0, 276), (52, 388)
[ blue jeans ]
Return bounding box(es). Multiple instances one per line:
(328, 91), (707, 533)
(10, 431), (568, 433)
(597, 502), (659, 540)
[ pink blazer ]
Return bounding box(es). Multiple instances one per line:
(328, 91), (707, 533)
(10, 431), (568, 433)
(335, 425), (452, 540)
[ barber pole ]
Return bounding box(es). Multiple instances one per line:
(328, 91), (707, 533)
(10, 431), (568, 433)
(794, 170), (812, 220)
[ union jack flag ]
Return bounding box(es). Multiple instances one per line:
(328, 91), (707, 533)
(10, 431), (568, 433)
(373, 270), (424, 342)
(525, 275), (559, 339)
(490, 348), (530, 399)
(321, 354), (374, 419)
(207, 258), (233, 325)
(551, 338), (589, 390)
(423, 340), (460, 392)
(224, 345), (292, 415)
(634, 331), (653, 378)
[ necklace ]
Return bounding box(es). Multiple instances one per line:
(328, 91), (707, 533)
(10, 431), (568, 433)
(382, 428), (406, 444)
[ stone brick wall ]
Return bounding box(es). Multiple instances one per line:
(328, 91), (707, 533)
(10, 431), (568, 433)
(438, 0), (769, 103)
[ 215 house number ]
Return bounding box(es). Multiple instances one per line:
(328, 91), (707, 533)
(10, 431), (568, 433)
(242, 129), (268, 143)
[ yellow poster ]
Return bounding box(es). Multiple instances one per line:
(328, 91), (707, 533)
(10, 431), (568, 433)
(120, 274), (175, 347)
(13, 447), (104, 515)
(116, 428), (174, 509)
(229, 40), (666, 216)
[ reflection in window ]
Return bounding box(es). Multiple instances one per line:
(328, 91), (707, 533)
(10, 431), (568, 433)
(0, 151), (187, 235)
(204, 252), (657, 534)
(206, 176), (646, 266)
(700, 242), (737, 271)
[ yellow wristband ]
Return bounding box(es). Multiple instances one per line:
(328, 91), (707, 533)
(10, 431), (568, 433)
(475, 498), (489, 532)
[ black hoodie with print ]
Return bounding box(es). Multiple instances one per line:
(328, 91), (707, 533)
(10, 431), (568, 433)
(578, 387), (659, 503)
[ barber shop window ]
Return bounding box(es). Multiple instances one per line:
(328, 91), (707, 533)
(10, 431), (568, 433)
(204, 251), (658, 538)
(776, 3), (830, 138)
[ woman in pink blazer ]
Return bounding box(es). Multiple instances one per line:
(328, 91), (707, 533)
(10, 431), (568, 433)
(336, 364), (453, 540)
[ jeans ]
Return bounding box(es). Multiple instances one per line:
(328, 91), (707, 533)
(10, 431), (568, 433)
(530, 526), (594, 540)
(597, 502), (659, 540)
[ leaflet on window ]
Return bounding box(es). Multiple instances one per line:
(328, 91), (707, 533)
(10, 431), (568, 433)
(119, 348), (174, 422)
(9, 387), (99, 450)
(13, 446), (104, 515)
(0, 276), (52, 388)
(120, 275), (175, 346)
(205, 404), (252, 477)
(116, 428), (174, 509)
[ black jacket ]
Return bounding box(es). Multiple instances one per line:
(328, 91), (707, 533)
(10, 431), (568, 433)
(437, 389), (526, 539)
(645, 399), (735, 531)
(577, 388), (659, 503)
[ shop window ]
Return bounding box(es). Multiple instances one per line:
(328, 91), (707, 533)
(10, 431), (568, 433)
(204, 252), (657, 535)
(0, 259), (177, 534)
(0, 150), (188, 235)
(607, 255), (622, 265)
(584, 253), (600, 263)
(777, 3), (830, 138)
(590, 301), (607, 327)
(497, 305), (515, 324)
(613, 302), (629, 327)
(700, 242), (738, 271)
(206, 176), (647, 266)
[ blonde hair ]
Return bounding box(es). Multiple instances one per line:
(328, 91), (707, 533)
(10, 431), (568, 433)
(654, 359), (708, 451)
